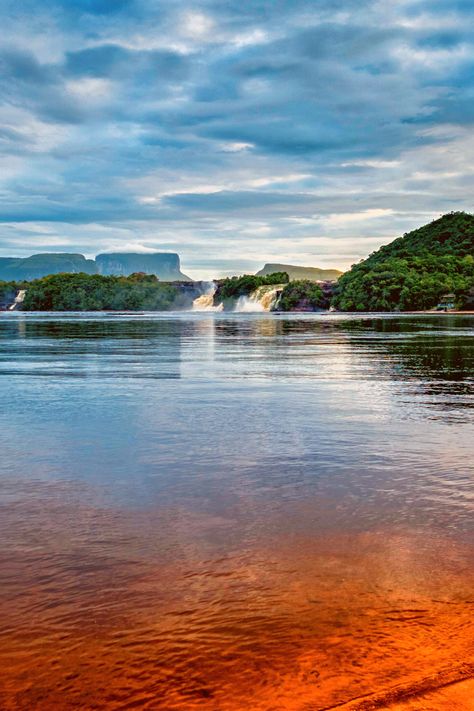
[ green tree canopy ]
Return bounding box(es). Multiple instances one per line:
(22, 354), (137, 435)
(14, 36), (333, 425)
(333, 213), (474, 311)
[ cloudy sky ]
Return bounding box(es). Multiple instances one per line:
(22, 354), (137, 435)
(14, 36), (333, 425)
(0, 0), (473, 278)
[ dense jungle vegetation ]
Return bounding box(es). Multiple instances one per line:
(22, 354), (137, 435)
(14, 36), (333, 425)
(0, 281), (19, 309)
(277, 280), (326, 311)
(333, 212), (474, 311)
(14, 273), (185, 311)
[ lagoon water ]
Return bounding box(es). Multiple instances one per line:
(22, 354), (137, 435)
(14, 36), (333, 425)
(0, 312), (473, 710)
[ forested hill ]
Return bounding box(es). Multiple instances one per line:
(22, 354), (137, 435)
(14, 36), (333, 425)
(333, 212), (474, 311)
(363, 211), (474, 261)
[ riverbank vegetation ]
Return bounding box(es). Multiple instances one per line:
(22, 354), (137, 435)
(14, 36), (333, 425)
(18, 273), (185, 311)
(333, 212), (474, 311)
(277, 280), (326, 311)
(0, 281), (19, 309)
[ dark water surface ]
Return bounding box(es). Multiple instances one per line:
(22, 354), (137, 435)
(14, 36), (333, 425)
(0, 312), (473, 710)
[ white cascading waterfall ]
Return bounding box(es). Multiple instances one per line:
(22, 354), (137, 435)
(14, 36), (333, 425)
(8, 290), (26, 311)
(234, 285), (283, 312)
(192, 282), (224, 311)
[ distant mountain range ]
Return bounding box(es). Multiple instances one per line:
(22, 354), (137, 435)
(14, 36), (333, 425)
(256, 263), (342, 281)
(0, 252), (343, 283)
(0, 252), (191, 282)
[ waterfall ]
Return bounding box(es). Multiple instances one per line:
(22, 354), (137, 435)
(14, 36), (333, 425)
(258, 286), (282, 311)
(8, 290), (26, 311)
(234, 295), (264, 312)
(234, 285), (283, 312)
(193, 282), (283, 313)
(192, 283), (223, 312)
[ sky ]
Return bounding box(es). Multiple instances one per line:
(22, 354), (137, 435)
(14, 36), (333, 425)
(0, 0), (473, 279)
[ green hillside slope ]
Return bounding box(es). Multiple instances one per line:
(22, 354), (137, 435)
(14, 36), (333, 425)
(333, 212), (474, 311)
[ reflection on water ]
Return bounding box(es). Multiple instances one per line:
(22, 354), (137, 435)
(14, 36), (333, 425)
(0, 312), (473, 710)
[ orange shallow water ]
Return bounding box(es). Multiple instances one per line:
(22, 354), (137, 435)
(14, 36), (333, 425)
(1, 481), (473, 710)
(1, 313), (474, 709)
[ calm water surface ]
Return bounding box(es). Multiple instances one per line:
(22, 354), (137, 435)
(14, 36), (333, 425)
(0, 312), (473, 710)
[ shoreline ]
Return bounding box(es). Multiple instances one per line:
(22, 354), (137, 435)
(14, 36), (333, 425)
(326, 661), (474, 710)
(2, 308), (474, 315)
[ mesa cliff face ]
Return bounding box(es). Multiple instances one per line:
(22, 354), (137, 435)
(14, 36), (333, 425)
(0, 252), (191, 282)
(0, 254), (97, 281)
(95, 253), (191, 281)
(257, 263), (342, 282)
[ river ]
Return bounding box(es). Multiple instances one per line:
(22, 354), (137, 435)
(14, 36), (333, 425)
(0, 312), (473, 710)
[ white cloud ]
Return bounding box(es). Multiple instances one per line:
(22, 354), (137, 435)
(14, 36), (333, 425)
(66, 78), (114, 102)
(179, 11), (215, 40)
(322, 209), (395, 226)
(220, 142), (254, 152)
